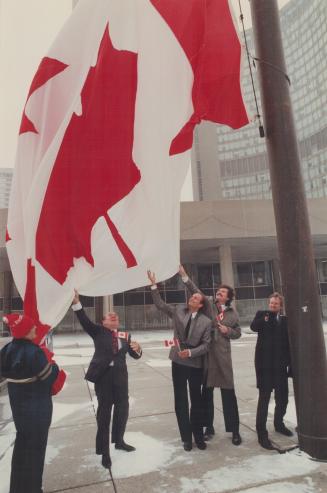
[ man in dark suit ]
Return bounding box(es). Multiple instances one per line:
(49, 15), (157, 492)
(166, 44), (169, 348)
(250, 292), (293, 450)
(72, 292), (142, 469)
(147, 270), (211, 452)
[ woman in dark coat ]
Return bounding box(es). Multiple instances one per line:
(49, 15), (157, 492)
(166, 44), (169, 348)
(250, 292), (293, 449)
(0, 313), (60, 493)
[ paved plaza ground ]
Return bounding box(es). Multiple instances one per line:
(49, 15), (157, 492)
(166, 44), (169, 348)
(1, 327), (327, 493)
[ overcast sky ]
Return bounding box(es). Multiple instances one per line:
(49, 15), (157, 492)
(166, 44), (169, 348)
(0, 0), (290, 200)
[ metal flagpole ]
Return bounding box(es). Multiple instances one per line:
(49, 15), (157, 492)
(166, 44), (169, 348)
(249, 0), (327, 460)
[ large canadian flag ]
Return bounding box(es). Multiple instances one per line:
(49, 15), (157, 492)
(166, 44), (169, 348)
(7, 0), (249, 327)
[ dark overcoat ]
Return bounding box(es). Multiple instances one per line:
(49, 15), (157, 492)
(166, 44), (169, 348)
(1, 339), (58, 427)
(0, 338), (59, 493)
(250, 310), (291, 391)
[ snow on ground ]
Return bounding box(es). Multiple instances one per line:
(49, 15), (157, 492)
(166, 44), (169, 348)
(0, 443), (12, 493)
(240, 478), (317, 493)
(80, 431), (192, 479)
(54, 354), (93, 366)
(45, 443), (65, 465)
(54, 347), (94, 356)
(146, 358), (172, 368)
(178, 450), (319, 493)
(52, 402), (93, 425)
(128, 330), (176, 343)
(0, 395), (12, 421)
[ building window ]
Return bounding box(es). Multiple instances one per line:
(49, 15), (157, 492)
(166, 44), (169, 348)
(233, 261), (273, 300)
(12, 297), (23, 310)
(317, 259), (327, 283)
(125, 291), (145, 306)
(235, 263), (252, 286)
(253, 261), (272, 285)
(198, 264), (221, 294)
(80, 295), (94, 308)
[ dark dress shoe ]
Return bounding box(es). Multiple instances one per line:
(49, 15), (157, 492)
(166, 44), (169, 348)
(183, 442), (192, 451)
(115, 441), (136, 452)
(204, 426), (215, 441)
(232, 432), (242, 446)
(258, 433), (275, 450)
(195, 440), (207, 450)
(101, 453), (112, 469)
(275, 425), (293, 437)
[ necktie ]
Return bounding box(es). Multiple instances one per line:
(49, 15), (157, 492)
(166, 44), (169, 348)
(185, 315), (192, 339)
(112, 332), (118, 354)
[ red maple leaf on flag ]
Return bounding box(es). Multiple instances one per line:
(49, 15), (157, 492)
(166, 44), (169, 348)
(151, 0), (249, 154)
(7, 1), (249, 329)
(36, 25), (140, 285)
(20, 57), (68, 135)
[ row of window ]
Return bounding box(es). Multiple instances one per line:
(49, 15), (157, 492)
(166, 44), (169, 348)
(4, 260), (327, 311)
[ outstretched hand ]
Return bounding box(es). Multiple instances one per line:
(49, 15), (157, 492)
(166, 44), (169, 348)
(147, 270), (156, 285)
(179, 265), (187, 277)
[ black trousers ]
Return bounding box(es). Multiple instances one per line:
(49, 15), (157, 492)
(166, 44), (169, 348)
(256, 379), (289, 433)
(8, 389), (53, 493)
(10, 427), (49, 493)
(94, 366), (129, 455)
(202, 386), (240, 433)
(172, 362), (204, 443)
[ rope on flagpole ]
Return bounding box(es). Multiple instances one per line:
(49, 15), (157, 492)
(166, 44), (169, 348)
(238, 0), (265, 138)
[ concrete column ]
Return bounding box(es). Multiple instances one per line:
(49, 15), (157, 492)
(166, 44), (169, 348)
(94, 297), (103, 324)
(272, 258), (282, 293)
(219, 244), (234, 288)
(103, 295), (114, 316)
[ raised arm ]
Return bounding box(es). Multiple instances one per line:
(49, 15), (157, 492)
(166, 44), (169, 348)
(147, 270), (174, 318)
(179, 265), (200, 295)
(179, 265), (213, 320)
(71, 290), (99, 339)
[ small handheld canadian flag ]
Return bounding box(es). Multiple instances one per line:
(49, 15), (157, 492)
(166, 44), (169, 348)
(164, 338), (180, 350)
(217, 311), (225, 322)
(117, 331), (129, 340)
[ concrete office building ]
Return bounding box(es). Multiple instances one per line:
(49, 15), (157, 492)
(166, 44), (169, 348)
(192, 0), (327, 202)
(0, 0), (326, 333)
(0, 169), (13, 209)
(1, 196), (326, 335)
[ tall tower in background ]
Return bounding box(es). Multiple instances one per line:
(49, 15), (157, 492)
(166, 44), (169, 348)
(192, 0), (327, 201)
(191, 122), (222, 201)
